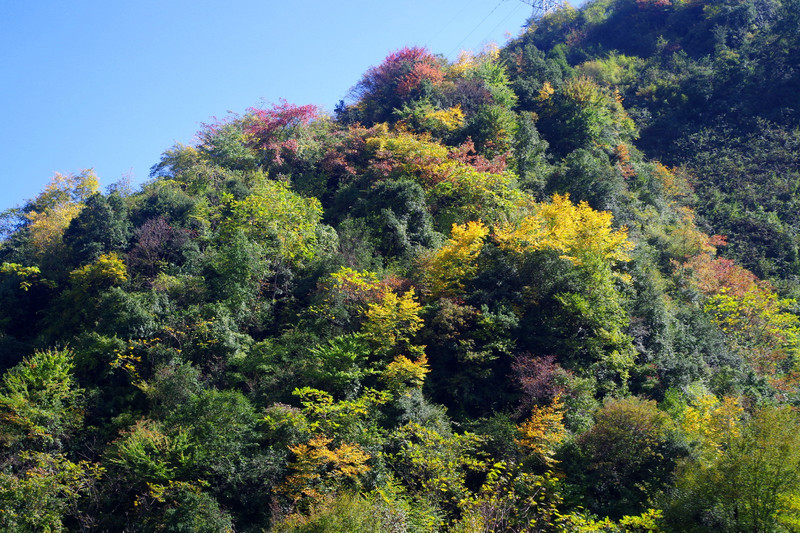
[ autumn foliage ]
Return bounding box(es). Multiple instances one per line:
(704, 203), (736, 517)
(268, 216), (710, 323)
(3, 3), (800, 530)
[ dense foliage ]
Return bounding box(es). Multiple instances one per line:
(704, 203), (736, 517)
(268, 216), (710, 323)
(1, 0), (799, 530)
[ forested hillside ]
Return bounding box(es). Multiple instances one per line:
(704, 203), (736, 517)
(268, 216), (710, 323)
(1, 0), (799, 531)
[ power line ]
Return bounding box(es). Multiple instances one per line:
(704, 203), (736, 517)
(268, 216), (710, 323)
(483, 2), (525, 43)
(448, 0), (507, 58)
(427, 0), (484, 48)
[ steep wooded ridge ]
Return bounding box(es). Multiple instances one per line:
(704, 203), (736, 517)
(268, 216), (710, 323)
(1, 0), (799, 531)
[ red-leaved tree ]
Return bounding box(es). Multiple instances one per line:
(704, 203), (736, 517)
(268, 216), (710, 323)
(350, 47), (445, 124)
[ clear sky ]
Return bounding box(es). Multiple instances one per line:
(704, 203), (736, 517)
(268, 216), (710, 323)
(1, 0), (559, 211)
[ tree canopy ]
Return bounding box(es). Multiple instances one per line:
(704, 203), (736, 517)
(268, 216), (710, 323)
(2, 1), (800, 530)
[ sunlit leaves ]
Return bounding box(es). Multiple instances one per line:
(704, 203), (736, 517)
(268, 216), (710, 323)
(69, 252), (128, 292)
(362, 288), (424, 357)
(667, 406), (800, 532)
(220, 177), (323, 264)
(495, 193), (633, 267)
(288, 386), (391, 438)
(350, 47), (446, 124)
(571, 396), (678, 518)
(21, 171), (100, 264)
(0, 348), (83, 447)
(515, 395), (567, 467)
(556, 508), (664, 532)
(106, 419), (190, 485)
(395, 102), (465, 137)
(456, 462), (562, 532)
(312, 267), (386, 329)
(380, 354), (430, 393)
(419, 194), (636, 389)
(422, 220), (488, 297)
(422, 105), (465, 132)
(576, 53), (644, 92)
(0, 262), (51, 291)
(242, 101), (323, 168)
(495, 196), (637, 385)
(682, 245), (800, 392)
(364, 125), (455, 185)
(4, 8), (800, 528)
(307, 334), (375, 398)
(364, 46), (445, 98)
(450, 44), (517, 108)
(537, 76), (637, 157)
(268, 387), (389, 505)
(332, 125), (520, 226)
(282, 435), (371, 504)
(390, 421), (487, 512)
(679, 392), (743, 463)
(137, 480), (234, 533)
(705, 285), (800, 391)
(0, 452), (102, 532)
(25, 202), (83, 260)
(27, 170), (99, 213)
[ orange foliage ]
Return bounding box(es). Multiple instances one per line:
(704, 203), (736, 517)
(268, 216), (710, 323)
(681, 240), (800, 393)
(683, 254), (759, 298)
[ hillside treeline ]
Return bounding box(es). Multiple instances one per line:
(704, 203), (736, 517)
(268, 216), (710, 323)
(1, 0), (799, 530)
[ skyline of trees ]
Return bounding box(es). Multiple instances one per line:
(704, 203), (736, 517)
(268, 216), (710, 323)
(1, 0), (799, 530)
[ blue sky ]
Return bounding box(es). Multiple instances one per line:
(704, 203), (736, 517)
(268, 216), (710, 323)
(1, 0), (560, 211)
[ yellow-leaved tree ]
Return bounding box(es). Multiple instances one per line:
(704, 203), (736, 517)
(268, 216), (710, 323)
(313, 267), (430, 392)
(515, 395), (567, 468)
(494, 193), (633, 267)
(496, 194), (636, 391)
(705, 284), (800, 393)
(422, 220), (489, 298)
(267, 387), (390, 507)
(22, 170), (99, 269)
(679, 391), (743, 464)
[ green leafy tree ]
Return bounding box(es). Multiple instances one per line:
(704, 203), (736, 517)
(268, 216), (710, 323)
(537, 76), (637, 158)
(218, 176), (324, 266)
(0, 452), (102, 533)
(0, 348), (83, 450)
(0, 349), (96, 532)
(665, 406), (800, 532)
(138, 481), (234, 533)
(565, 397), (683, 519)
(63, 192), (132, 266)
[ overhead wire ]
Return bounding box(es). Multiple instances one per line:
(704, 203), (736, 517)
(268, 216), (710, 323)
(426, 0), (484, 48)
(482, 2), (526, 45)
(447, 0), (508, 59)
